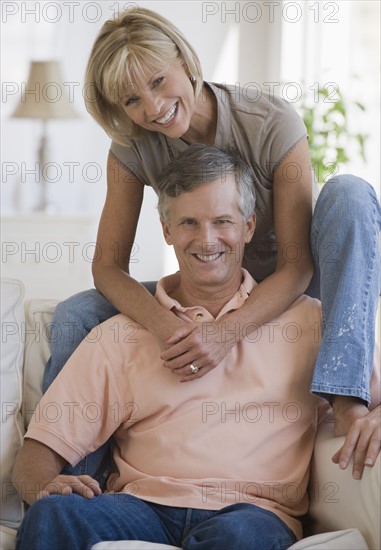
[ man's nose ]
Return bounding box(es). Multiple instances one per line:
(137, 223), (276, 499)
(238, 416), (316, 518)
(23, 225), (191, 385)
(197, 225), (219, 252)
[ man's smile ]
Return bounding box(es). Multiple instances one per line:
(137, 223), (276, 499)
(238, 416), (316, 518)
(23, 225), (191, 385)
(192, 252), (224, 262)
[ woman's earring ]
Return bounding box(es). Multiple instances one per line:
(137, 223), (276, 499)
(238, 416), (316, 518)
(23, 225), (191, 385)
(189, 76), (196, 84)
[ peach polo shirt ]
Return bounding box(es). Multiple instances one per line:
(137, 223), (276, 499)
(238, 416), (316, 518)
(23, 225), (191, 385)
(26, 269), (324, 538)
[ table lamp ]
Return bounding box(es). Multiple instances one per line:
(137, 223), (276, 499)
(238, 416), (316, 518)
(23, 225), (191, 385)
(12, 60), (79, 211)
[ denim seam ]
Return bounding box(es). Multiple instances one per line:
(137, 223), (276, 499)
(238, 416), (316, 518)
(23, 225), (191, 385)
(181, 508), (195, 542)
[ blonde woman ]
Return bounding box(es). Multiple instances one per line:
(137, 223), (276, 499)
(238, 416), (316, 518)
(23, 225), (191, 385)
(44, 7), (381, 483)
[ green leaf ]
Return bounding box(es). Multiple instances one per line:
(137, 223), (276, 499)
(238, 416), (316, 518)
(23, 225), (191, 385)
(298, 82), (368, 184)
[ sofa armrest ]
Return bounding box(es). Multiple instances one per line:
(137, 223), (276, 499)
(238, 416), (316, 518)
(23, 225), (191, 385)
(308, 421), (380, 550)
(0, 279), (25, 529)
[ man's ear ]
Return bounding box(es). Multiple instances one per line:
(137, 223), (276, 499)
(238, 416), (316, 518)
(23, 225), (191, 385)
(161, 221), (173, 245)
(244, 212), (256, 243)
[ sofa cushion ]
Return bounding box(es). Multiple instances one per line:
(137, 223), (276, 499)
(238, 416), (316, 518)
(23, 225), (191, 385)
(288, 528), (368, 549)
(308, 422), (380, 550)
(0, 279), (25, 528)
(22, 298), (58, 428)
(90, 529), (367, 550)
(0, 525), (17, 550)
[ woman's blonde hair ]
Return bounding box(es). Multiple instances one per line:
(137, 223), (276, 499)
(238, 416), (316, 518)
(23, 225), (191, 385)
(84, 7), (203, 145)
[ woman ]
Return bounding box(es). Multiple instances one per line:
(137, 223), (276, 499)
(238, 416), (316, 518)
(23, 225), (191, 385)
(44, 7), (380, 481)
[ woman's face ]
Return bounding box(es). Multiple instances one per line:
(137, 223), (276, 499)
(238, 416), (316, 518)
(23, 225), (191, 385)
(120, 61), (196, 139)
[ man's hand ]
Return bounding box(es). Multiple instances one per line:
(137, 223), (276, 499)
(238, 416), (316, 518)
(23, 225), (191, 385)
(161, 320), (236, 382)
(37, 475), (102, 501)
(331, 397), (381, 479)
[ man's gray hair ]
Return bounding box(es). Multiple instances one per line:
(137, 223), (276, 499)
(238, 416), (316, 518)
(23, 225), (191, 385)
(157, 144), (256, 223)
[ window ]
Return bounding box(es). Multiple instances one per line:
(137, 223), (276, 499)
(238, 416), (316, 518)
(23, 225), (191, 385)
(280, 0), (380, 194)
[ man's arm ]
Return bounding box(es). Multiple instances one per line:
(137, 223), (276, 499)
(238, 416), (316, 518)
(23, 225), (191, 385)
(12, 439), (101, 505)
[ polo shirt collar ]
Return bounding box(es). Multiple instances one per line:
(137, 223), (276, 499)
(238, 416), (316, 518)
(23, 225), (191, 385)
(155, 268), (256, 322)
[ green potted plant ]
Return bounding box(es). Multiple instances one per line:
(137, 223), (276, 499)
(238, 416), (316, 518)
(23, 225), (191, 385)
(296, 83), (368, 184)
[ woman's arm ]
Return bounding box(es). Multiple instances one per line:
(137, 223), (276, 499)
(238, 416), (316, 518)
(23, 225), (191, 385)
(162, 138), (314, 379)
(92, 152), (186, 347)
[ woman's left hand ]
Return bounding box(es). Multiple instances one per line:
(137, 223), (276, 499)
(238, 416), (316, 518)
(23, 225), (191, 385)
(161, 320), (236, 382)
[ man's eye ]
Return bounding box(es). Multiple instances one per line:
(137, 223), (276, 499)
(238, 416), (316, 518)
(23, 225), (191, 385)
(183, 219), (196, 225)
(216, 219), (230, 224)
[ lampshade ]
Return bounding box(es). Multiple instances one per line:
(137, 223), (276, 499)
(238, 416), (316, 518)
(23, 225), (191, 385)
(12, 60), (78, 120)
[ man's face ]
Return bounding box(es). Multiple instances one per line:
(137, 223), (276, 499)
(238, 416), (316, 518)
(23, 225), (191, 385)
(162, 176), (256, 292)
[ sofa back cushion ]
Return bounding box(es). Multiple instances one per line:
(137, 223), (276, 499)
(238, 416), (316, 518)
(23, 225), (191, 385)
(0, 279), (25, 528)
(23, 298), (58, 428)
(0, 282), (58, 529)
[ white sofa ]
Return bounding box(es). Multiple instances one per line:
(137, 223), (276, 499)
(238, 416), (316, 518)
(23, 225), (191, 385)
(1, 278), (380, 550)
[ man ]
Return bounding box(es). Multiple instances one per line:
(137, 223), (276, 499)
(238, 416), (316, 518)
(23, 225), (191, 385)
(12, 145), (380, 550)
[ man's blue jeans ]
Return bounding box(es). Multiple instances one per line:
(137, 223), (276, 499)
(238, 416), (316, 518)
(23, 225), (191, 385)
(41, 174), (381, 484)
(16, 494), (297, 550)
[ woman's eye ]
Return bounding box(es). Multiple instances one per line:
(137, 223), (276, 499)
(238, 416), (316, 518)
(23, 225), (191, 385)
(153, 77), (164, 88)
(124, 97), (138, 107)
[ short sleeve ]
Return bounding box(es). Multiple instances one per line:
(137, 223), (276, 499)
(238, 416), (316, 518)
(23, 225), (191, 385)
(25, 330), (133, 466)
(260, 97), (308, 176)
(110, 132), (180, 191)
(110, 140), (147, 184)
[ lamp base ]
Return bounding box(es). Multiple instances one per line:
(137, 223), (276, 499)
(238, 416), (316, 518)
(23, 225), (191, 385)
(34, 123), (57, 214)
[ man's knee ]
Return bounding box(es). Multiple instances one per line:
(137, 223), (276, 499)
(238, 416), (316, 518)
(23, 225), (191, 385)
(184, 505), (296, 550)
(20, 494), (77, 532)
(31, 493), (79, 513)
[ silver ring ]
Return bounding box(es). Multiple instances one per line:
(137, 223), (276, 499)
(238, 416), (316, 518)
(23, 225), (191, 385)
(189, 363), (199, 374)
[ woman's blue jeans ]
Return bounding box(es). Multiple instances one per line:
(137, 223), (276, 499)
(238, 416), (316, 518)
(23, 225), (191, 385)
(41, 174), (381, 484)
(16, 494), (297, 550)
(307, 175), (380, 404)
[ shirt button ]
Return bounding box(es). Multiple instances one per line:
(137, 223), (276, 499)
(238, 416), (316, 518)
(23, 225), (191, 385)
(195, 313), (204, 320)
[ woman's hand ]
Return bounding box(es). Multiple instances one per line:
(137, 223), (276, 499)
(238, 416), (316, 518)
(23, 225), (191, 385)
(37, 475), (102, 501)
(331, 399), (381, 479)
(161, 319), (237, 382)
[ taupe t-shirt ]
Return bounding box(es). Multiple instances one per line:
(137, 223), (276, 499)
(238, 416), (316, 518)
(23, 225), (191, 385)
(110, 82), (308, 280)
